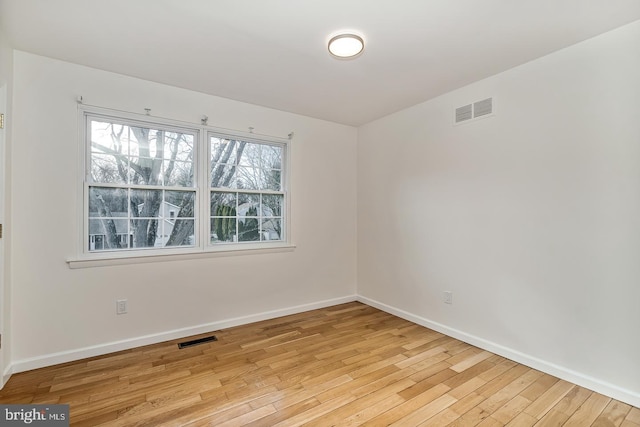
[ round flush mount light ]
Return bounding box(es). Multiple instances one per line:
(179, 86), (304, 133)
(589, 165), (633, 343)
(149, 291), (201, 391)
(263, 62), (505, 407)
(328, 33), (364, 59)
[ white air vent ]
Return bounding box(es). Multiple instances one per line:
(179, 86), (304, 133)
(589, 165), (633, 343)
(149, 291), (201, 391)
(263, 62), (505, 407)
(454, 97), (494, 125)
(455, 104), (473, 123)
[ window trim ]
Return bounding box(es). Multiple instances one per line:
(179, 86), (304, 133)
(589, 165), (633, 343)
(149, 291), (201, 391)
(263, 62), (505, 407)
(69, 105), (293, 267)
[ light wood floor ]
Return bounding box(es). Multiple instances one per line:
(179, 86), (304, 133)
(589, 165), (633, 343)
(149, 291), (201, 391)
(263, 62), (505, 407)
(0, 302), (638, 426)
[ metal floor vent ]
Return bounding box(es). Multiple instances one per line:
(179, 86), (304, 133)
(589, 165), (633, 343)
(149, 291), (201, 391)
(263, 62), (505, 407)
(178, 335), (218, 349)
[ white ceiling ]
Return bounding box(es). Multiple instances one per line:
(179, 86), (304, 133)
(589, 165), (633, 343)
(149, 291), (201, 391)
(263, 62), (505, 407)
(1, 0), (639, 126)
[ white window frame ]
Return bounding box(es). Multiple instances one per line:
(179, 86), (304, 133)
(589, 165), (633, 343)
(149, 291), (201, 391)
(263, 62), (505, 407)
(69, 105), (293, 269)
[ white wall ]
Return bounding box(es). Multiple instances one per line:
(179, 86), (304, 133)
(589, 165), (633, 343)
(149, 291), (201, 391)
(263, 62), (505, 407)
(9, 51), (357, 369)
(358, 21), (640, 406)
(0, 26), (14, 387)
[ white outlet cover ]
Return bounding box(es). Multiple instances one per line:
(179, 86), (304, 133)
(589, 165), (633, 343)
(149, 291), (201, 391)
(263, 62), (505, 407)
(116, 299), (127, 314)
(443, 291), (453, 304)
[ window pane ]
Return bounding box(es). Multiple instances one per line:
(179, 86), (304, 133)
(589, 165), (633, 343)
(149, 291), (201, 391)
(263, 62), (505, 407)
(262, 145), (282, 170)
(238, 193), (259, 216)
(210, 138), (283, 192)
(129, 156), (163, 186)
(127, 129), (195, 187)
(262, 194), (283, 216)
(90, 154), (128, 184)
(165, 191), (195, 218)
(238, 216), (260, 242)
(89, 187), (128, 216)
(210, 163), (238, 188)
(128, 127), (160, 158)
(236, 166), (261, 190)
(261, 218), (282, 241)
(164, 160), (193, 187)
(211, 137), (239, 165)
(237, 193), (260, 242)
(236, 168), (281, 191)
(131, 189), (163, 217)
(164, 133), (194, 162)
(238, 142), (261, 167)
(237, 142), (282, 170)
(89, 219), (129, 250)
(130, 219), (161, 248)
(211, 192), (236, 216)
(211, 217), (237, 243)
(264, 169), (281, 191)
(91, 121), (131, 155)
(165, 219), (195, 247)
(86, 115), (207, 254)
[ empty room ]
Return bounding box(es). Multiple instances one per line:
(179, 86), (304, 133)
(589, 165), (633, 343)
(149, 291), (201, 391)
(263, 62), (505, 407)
(0, 1), (639, 425)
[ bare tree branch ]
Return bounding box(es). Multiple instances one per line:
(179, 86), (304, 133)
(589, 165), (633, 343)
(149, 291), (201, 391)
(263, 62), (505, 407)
(92, 142), (146, 178)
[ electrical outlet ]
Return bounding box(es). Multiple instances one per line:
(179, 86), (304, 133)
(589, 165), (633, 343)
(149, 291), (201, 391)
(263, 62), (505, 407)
(443, 291), (453, 305)
(116, 299), (128, 315)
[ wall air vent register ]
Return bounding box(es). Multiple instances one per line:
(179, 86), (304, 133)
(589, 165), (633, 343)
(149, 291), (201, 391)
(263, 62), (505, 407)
(455, 97), (494, 124)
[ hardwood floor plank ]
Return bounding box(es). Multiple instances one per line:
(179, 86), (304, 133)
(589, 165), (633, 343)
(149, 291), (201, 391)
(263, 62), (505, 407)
(390, 393), (457, 426)
(627, 407), (640, 424)
(563, 392), (611, 427)
(337, 393), (406, 427)
(506, 412), (539, 427)
(449, 391), (487, 417)
(271, 394), (358, 427)
(0, 302), (635, 426)
(315, 365), (401, 403)
(418, 407), (462, 426)
(243, 398), (321, 427)
(476, 416), (507, 427)
(398, 368), (458, 400)
(273, 375), (352, 411)
(395, 346), (448, 369)
(210, 403), (277, 427)
(519, 373), (559, 402)
(522, 380), (575, 419)
(349, 365), (416, 398)
(178, 401), (255, 427)
(448, 377), (488, 400)
(476, 369), (541, 414)
(443, 360), (496, 390)
(593, 400), (632, 427)
(448, 405), (493, 426)
(489, 395), (532, 425)
(301, 378), (414, 427)
(450, 351), (493, 373)
(361, 383), (451, 426)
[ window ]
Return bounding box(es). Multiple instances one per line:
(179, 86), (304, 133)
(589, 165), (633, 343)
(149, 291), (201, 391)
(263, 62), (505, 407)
(83, 108), (288, 257)
(209, 136), (284, 244)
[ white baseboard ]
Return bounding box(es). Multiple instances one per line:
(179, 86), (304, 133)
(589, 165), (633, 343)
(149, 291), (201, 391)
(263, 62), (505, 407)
(8, 295), (357, 376)
(2, 364), (13, 389)
(357, 295), (640, 408)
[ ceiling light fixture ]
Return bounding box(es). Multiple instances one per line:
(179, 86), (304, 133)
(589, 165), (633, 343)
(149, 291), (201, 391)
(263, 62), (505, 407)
(328, 33), (364, 59)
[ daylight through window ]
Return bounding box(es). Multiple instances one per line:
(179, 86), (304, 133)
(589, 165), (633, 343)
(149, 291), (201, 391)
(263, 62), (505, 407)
(84, 110), (287, 255)
(210, 137), (284, 243)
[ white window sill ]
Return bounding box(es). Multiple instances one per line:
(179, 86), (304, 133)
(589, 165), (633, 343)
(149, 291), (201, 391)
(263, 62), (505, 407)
(67, 243), (296, 269)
